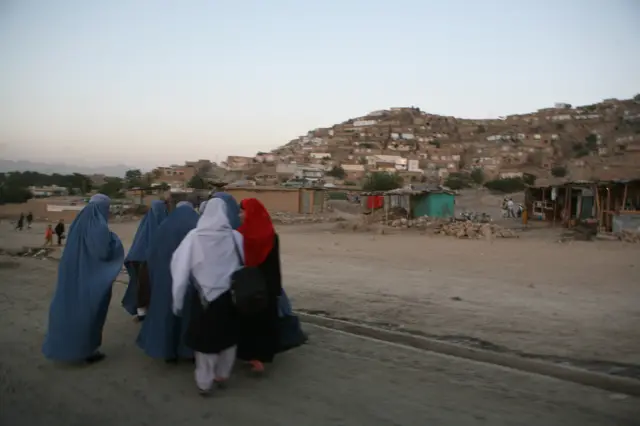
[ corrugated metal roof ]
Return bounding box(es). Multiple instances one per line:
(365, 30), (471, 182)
(362, 185), (456, 196)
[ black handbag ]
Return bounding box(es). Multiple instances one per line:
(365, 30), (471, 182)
(230, 237), (268, 315)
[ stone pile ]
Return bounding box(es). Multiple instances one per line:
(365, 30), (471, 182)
(388, 216), (435, 229)
(436, 220), (519, 239)
(617, 230), (640, 243)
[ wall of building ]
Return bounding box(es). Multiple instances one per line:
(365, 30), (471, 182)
(425, 193), (455, 218)
(224, 188), (301, 213)
(0, 198), (84, 222)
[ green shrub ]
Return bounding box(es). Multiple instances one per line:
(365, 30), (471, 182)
(484, 178), (526, 193)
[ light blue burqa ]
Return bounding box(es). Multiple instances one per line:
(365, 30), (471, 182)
(122, 200), (168, 315)
(136, 202), (199, 360)
(42, 194), (124, 362)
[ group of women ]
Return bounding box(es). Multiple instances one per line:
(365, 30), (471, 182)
(42, 192), (306, 395)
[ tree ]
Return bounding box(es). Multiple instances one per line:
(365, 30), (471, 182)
(585, 134), (598, 150)
(125, 169), (143, 188)
(363, 172), (402, 191)
(551, 166), (567, 178)
(484, 177), (526, 193)
(470, 168), (485, 185)
(187, 174), (207, 190)
(0, 183), (32, 204)
(326, 166), (346, 179)
(99, 177), (125, 198)
(444, 172), (473, 190)
(523, 173), (537, 186)
(634, 93), (640, 102)
(0, 170), (93, 191)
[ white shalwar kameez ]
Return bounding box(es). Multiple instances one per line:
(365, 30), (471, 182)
(170, 198), (244, 393)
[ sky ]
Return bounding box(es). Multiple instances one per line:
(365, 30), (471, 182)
(0, 0), (639, 170)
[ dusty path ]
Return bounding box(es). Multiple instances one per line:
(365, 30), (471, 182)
(278, 226), (640, 368)
(1, 257), (639, 426)
(1, 220), (639, 370)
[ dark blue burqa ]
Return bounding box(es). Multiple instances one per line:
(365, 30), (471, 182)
(136, 204), (199, 359)
(42, 194), (124, 362)
(122, 200), (168, 315)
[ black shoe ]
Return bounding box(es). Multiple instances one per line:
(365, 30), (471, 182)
(85, 351), (106, 364)
(165, 358), (178, 365)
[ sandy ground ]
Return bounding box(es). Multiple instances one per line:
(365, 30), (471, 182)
(1, 219), (639, 371)
(1, 256), (639, 426)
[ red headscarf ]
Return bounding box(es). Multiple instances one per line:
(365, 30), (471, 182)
(238, 198), (275, 267)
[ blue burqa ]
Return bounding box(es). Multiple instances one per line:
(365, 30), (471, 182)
(211, 192), (241, 229)
(136, 203), (199, 359)
(42, 194), (124, 362)
(122, 200), (168, 315)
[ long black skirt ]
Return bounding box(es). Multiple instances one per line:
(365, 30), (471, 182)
(236, 299), (279, 363)
(185, 290), (238, 354)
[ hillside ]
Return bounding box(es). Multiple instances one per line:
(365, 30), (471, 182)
(272, 96), (640, 183)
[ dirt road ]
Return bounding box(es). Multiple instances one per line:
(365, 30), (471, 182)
(1, 220), (639, 370)
(1, 257), (639, 426)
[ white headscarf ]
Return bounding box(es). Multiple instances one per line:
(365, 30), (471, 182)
(170, 198), (244, 314)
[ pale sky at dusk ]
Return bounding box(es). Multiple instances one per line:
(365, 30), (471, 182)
(0, 0), (638, 170)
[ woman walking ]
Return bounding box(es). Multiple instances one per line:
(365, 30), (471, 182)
(137, 201), (199, 362)
(42, 194), (124, 363)
(235, 198), (283, 372)
(122, 200), (168, 321)
(170, 198), (242, 395)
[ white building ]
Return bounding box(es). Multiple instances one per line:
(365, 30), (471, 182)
(353, 119), (378, 127)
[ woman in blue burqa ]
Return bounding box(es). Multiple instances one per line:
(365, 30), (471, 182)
(122, 199), (168, 321)
(211, 192), (307, 357)
(136, 201), (199, 363)
(42, 194), (124, 363)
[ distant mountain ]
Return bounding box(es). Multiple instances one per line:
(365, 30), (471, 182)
(0, 160), (135, 177)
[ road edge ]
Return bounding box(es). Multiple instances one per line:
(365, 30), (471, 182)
(297, 312), (640, 397)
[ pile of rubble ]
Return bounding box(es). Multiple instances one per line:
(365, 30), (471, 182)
(617, 230), (640, 243)
(270, 212), (344, 225)
(435, 221), (519, 239)
(0, 247), (56, 259)
(370, 215), (519, 239)
(387, 216), (436, 229)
